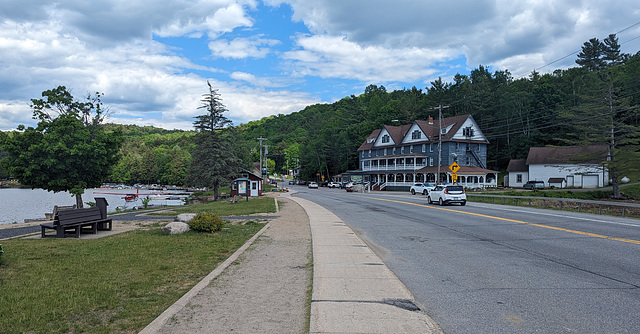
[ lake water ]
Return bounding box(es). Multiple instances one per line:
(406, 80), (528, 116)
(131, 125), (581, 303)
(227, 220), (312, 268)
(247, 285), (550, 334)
(0, 188), (187, 225)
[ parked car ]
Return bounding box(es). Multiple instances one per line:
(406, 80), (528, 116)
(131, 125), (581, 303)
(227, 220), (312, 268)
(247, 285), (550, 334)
(427, 185), (467, 206)
(409, 182), (436, 195)
(523, 180), (545, 189)
(344, 182), (354, 192)
(308, 182), (318, 189)
(327, 181), (341, 188)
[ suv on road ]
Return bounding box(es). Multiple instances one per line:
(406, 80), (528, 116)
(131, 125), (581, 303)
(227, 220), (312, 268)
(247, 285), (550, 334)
(523, 180), (545, 190)
(327, 182), (341, 188)
(410, 183), (436, 195)
(427, 185), (467, 206)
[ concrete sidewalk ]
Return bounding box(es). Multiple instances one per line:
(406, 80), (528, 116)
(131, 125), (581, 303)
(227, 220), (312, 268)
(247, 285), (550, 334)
(288, 195), (441, 333)
(140, 191), (441, 333)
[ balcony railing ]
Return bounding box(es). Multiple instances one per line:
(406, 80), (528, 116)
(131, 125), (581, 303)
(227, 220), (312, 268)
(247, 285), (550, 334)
(362, 163), (427, 171)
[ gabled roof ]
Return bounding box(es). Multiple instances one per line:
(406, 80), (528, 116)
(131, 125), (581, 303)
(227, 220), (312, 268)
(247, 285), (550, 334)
(414, 114), (471, 142)
(525, 145), (609, 165)
(358, 114), (483, 151)
(506, 159), (527, 172)
(357, 129), (381, 151)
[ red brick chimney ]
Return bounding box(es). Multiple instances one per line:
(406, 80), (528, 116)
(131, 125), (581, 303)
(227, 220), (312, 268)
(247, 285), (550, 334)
(428, 116), (434, 125)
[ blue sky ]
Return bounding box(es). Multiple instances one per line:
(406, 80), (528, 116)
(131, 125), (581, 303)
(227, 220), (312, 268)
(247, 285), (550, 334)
(1, 1), (639, 130)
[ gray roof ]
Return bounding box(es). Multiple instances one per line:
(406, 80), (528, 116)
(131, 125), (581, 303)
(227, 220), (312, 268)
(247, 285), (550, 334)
(525, 145), (608, 165)
(506, 159), (527, 172)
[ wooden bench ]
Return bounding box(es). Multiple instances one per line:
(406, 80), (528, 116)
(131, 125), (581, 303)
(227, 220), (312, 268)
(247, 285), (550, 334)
(44, 204), (76, 220)
(40, 207), (112, 238)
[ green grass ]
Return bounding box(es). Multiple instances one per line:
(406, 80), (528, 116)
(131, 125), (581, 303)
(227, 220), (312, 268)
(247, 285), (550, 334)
(0, 213), (267, 333)
(156, 196), (277, 217)
(476, 183), (640, 200)
(469, 183), (640, 219)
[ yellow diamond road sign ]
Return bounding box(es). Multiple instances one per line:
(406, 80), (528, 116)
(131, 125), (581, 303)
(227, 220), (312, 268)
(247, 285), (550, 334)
(450, 162), (460, 173)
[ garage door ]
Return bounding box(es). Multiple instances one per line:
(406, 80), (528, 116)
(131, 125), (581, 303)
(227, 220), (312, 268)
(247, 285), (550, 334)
(582, 175), (599, 188)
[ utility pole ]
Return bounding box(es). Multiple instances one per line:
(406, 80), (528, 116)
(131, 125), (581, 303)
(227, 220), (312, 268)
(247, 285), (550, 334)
(431, 105), (449, 184)
(257, 137), (267, 183)
(264, 145), (269, 184)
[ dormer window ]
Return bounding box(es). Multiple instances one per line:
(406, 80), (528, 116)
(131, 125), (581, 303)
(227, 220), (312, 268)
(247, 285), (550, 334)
(382, 134), (390, 143)
(411, 130), (421, 139)
(463, 126), (475, 137)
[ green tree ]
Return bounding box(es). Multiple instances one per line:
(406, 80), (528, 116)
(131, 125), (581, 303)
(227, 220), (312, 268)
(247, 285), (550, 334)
(0, 86), (122, 207)
(603, 34), (623, 65)
(186, 82), (241, 199)
(576, 38), (606, 71)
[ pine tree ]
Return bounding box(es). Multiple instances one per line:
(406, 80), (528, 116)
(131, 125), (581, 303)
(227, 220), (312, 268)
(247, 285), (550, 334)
(576, 38), (606, 71)
(603, 34), (623, 65)
(186, 82), (241, 199)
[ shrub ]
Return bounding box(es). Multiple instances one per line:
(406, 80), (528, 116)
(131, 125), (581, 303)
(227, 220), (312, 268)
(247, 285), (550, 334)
(189, 212), (225, 233)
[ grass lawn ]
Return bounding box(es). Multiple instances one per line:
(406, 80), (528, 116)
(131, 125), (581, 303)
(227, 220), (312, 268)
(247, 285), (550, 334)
(0, 198), (275, 333)
(468, 183), (640, 218)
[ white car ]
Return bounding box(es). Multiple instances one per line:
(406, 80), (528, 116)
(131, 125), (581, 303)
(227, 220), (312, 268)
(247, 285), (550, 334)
(409, 182), (436, 195)
(327, 182), (341, 188)
(308, 182), (319, 189)
(427, 185), (467, 206)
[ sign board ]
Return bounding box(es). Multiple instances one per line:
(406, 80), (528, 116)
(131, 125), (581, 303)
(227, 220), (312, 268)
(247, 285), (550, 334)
(238, 181), (247, 195)
(449, 162), (460, 173)
(451, 173), (458, 182)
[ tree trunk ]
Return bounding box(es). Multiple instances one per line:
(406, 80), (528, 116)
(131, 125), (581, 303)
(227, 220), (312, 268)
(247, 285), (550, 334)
(75, 193), (84, 208)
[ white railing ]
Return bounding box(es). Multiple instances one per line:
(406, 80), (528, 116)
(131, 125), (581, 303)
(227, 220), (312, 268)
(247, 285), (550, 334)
(362, 163), (427, 172)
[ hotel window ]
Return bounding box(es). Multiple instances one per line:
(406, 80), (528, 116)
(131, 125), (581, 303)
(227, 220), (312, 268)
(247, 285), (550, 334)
(516, 174), (523, 183)
(410, 145), (414, 153)
(429, 157), (434, 166)
(368, 149), (371, 157)
(382, 135), (390, 143)
(411, 130), (421, 139)
(384, 148), (387, 155)
(422, 144), (426, 152)
(430, 143), (433, 152)
(463, 126), (475, 137)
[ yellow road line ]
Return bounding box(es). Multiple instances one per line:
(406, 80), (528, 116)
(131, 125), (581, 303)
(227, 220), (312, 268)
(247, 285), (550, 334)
(356, 195), (640, 246)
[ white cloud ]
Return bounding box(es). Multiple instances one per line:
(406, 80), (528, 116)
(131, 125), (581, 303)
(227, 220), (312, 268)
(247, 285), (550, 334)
(283, 35), (450, 83)
(1, 0), (640, 132)
(209, 36), (280, 59)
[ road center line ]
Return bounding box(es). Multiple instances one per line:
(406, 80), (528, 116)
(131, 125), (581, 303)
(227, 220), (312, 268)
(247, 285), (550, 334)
(354, 194), (640, 246)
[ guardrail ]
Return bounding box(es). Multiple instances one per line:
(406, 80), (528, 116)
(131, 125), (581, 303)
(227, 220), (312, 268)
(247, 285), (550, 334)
(467, 194), (640, 218)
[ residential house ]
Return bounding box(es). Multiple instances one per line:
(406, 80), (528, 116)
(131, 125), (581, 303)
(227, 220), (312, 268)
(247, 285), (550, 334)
(343, 114), (498, 190)
(506, 145), (609, 188)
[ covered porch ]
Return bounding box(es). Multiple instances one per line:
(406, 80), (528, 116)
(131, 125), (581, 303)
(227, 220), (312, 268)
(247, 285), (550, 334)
(369, 166), (498, 190)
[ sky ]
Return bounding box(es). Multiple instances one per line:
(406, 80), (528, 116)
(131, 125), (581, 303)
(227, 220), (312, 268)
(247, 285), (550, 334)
(1, 1), (640, 131)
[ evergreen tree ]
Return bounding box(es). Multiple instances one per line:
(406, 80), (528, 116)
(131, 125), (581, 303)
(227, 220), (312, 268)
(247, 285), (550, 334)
(186, 82), (240, 199)
(603, 34), (623, 65)
(576, 38), (606, 71)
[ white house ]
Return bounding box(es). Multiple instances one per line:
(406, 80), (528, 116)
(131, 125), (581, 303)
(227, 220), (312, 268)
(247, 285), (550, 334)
(506, 145), (609, 189)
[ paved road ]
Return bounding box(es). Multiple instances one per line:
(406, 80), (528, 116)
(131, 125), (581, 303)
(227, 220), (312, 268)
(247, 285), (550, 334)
(295, 186), (640, 334)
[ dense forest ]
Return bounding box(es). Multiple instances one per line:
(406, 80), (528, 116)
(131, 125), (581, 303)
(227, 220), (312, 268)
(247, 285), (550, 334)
(238, 52), (640, 182)
(2, 36), (639, 186)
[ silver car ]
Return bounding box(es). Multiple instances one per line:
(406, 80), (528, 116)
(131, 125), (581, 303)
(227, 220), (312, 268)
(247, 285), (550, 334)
(427, 185), (467, 206)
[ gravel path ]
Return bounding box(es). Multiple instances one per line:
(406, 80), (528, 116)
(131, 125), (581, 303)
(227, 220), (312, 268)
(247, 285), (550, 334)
(153, 196), (312, 333)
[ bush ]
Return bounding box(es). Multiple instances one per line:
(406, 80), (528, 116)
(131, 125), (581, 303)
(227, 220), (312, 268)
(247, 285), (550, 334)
(188, 212), (224, 233)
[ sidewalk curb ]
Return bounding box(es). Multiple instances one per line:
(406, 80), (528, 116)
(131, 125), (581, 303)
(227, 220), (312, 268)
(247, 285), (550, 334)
(139, 222), (271, 334)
